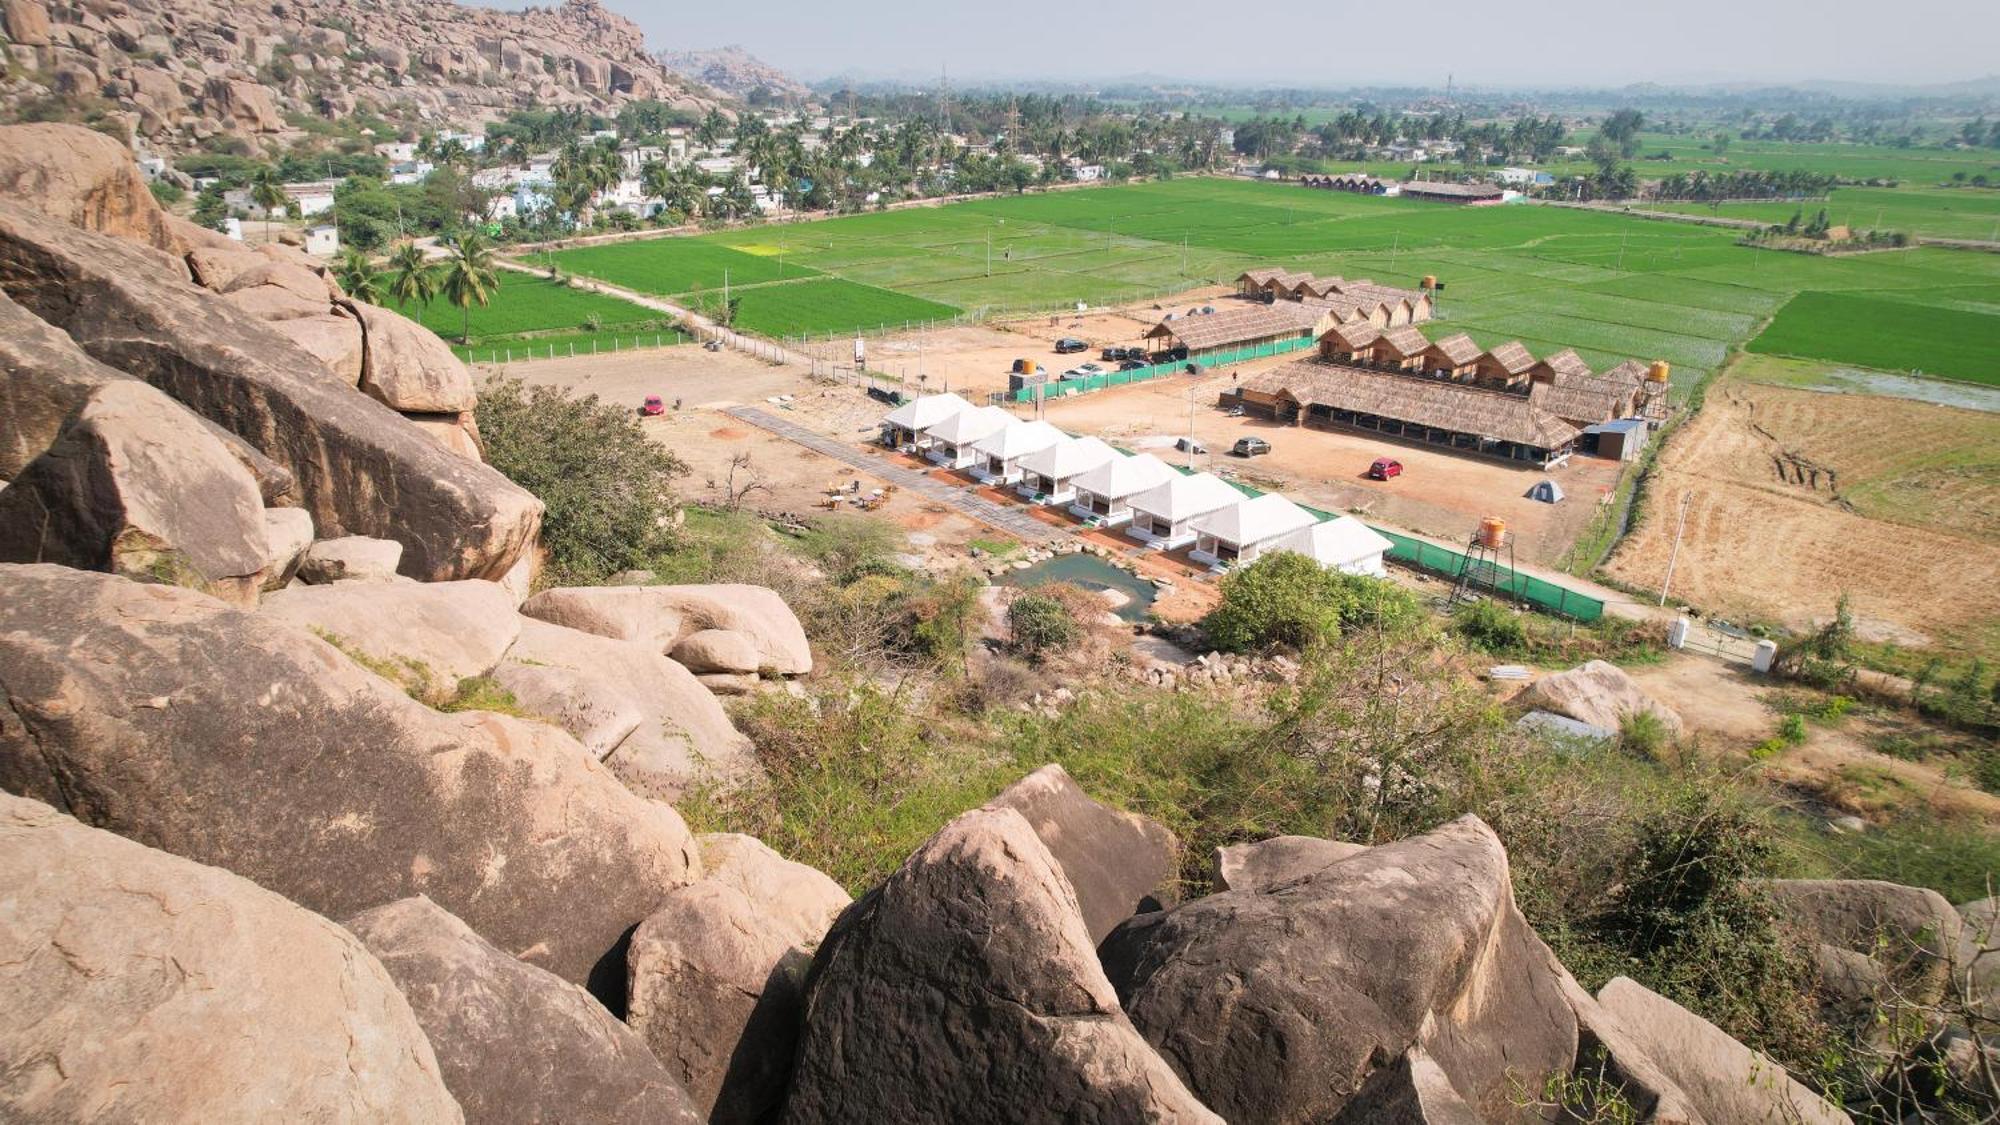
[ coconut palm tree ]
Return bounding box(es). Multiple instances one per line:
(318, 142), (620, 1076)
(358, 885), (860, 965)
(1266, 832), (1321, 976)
(250, 167), (286, 244)
(334, 248), (381, 304)
(386, 240), (437, 317)
(436, 231), (498, 345)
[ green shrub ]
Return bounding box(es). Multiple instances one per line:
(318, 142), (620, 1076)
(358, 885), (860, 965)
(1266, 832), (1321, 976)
(1617, 710), (1670, 758)
(1779, 713), (1809, 745)
(1453, 599), (1529, 654)
(1204, 552), (1418, 653)
(147, 179), (185, 205)
(1007, 593), (1079, 664)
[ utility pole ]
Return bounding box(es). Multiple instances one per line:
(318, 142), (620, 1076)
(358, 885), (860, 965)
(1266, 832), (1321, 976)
(986, 229), (992, 277)
(1659, 490), (1692, 607)
(1186, 387), (1197, 469)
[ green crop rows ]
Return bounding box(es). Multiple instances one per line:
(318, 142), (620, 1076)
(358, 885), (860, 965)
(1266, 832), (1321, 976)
(388, 273), (666, 345)
(550, 238), (820, 295)
(721, 278), (960, 338)
(1641, 185), (2000, 242)
(1749, 291), (2000, 385)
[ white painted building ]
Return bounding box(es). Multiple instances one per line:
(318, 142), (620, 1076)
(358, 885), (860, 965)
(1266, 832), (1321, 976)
(923, 405), (1014, 469)
(1015, 436), (1118, 505)
(1068, 452), (1175, 526)
(1190, 493), (1320, 568)
(374, 141), (418, 163)
(303, 224), (339, 257)
(969, 420), (1065, 485)
(880, 392), (972, 450)
(1125, 472), (1245, 550)
(1269, 516), (1395, 578)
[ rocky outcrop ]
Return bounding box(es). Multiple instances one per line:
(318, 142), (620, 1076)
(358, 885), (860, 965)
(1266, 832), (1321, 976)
(0, 200), (542, 582)
(1211, 833), (1370, 893)
(670, 627), (765, 675)
(0, 792), (462, 1122)
(1513, 659), (1684, 737)
(985, 762), (1179, 943)
(300, 534), (405, 582)
(492, 617), (757, 798)
(0, 565), (701, 994)
(1764, 878), (1963, 1011)
(659, 45), (810, 101)
(1, 0), (51, 47)
(628, 838), (849, 1125)
(346, 896), (703, 1125)
(260, 578), (522, 688)
(259, 507), (314, 590)
(1598, 976), (1851, 1125)
(0, 380), (269, 606)
(1100, 815), (1578, 1123)
(523, 582), (812, 676)
(0, 124), (180, 257)
(346, 299), (479, 414)
(784, 805), (1220, 1124)
(201, 76), (284, 133)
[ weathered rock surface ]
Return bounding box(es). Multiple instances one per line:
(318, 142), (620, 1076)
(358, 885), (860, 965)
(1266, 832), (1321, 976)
(1956, 896), (2000, 1018)
(1558, 974), (1709, 1125)
(0, 380), (268, 606)
(408, 412), (485, 461)
(300, 534), (406, 583)
(261, 578), (521, 687)
(0, 124), (179, 257)
(1597, 976), (1851, 1125)
(492, 617), (756, 798)
(1, 0), (51, 47)
(670, 627), (765, 675)
(0, 565), (701, 993)
(346, 299), (479, 413)
(0, 792), (462, 1122)
(1100, 815), (1577, 1123)
(784, 805), (1220, 1124)
(1764, 878), (1963, 1008)
(986, 762), (1178, 943)
(269, 310), (368, 386)
(1514, 659), (1684, 737)
(347, 896), (703, 1125)
(1212, 833), (1369, 893)
(0, 202), (542, 581)
(523, 582), (812, 675)
(629, 840), (849, 1125)
(258, 507), (315, 590)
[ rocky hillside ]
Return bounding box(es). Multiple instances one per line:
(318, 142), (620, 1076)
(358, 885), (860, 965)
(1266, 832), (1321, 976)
(0, 0), (725, 151)
(0, 123), (1987, 1125)
(659, 45), (811, 103)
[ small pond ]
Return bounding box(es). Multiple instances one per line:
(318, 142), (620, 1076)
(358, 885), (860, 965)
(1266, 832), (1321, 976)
(995, 553), (1158, 623)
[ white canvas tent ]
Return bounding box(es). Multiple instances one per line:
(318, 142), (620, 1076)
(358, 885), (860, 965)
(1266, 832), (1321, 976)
(1190, 493), (1320, 567)
(1125, 472), (1245, 550)
(881, 392), (972, 449)
(1067, 452), (1175, 526)
(1269, 515), (1395, 577)
(1015, 436), (1119, 504)
(969, 419), (1065, 485)
(923, 405), (1014, 469)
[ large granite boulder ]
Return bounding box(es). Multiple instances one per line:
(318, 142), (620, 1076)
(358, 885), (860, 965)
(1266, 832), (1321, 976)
(346, 896), (703, 1125)
(299, 534), (405, 583)
(1763, 878), (1963, 1010)
(1597, 977), (1850, 1125)
(1513, 660), (1683, 738)
(670, 627), (764, 675)
(986, 762), (1179, 943)
(203, 76), (284, 133)
(628, 837), (850, 1125)
(1100, 815), (1578, 1123)
(0, 123), (180, 257)
(783, 806), (1220, 1124)
(1212, 834), (1369, 893)
(0, 380), (268, 607)
(523, 583), (811, 676)
(493, 617), (757, 799)
(0, 565), (701, 995)
(0, 792), (462, 1122)
(260, 578), (521, 690)
(269, 310), (368, 387)
(0, 202), (542, 582)
(0, 0), (51, 46)
(1557, 975), (1709, 1125)
(346, 299), (479, 413)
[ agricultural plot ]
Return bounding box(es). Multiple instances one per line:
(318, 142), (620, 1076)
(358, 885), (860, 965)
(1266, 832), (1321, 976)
(718, 278), (959, 339)
(1641, 186), (2000, 242)
(1749, 291), (2000, 385)
(388, 273), (665, 345)
(550, 238), (819, 296)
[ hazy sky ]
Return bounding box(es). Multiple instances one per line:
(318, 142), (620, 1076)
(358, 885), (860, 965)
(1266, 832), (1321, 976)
(539, 0), (2000, 88)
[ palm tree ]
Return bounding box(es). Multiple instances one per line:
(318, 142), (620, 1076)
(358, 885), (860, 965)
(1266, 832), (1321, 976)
(334, 248), (381, 304)
(386, 241), (437, 317)
(250, 167), (285, 245)
(436, 231), (498, 345)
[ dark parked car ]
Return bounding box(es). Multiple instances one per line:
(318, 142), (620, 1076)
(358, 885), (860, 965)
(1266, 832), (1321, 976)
(1118, 359), (1147, 371)
(1055, 337), (1088, 354)
(1232, 437), (1271, 457)
(1369, 457), (1404, 480)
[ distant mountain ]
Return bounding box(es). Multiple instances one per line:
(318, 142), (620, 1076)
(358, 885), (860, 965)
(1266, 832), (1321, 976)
(659, 46), (811, 103)
(0, 0), (728, 154)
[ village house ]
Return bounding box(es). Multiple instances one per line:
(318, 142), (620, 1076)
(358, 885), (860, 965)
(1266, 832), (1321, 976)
(1125, 472), (1246, 550)
(1015, 436), (1119, 505)
(1189, 493), (1320, 568)
(303, 224), (339, 257)
(1068, 452), (1175, 526)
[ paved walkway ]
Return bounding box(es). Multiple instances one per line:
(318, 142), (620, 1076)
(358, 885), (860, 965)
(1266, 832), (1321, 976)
(726, 407), (1064, 544)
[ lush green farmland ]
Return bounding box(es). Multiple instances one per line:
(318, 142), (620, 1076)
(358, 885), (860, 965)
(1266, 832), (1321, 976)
(717, 279), (959, 338)
(549, 238), (819, 295)
(1640, 185), (2000, 242)
(388, 273), (668, 346)
(1749, 291), (2000, 385)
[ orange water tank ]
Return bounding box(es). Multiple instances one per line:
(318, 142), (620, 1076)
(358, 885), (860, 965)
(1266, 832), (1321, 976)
(1477, 516), (1507, 550)
(1421, 274), (1439, 290)
(1647, 360), (1671, 383)
(1022, 359), (1038, 375)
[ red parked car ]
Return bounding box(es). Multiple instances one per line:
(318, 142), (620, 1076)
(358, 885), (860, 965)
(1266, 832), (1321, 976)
(1368, 457), (1403, 480)
(641, 394), (665, 416)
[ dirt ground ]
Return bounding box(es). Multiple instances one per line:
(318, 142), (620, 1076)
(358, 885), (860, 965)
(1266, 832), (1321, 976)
(1603, 378), (2000, 655)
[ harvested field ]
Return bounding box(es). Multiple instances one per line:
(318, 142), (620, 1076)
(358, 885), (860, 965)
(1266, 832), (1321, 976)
(1603, 378), (2000, 656)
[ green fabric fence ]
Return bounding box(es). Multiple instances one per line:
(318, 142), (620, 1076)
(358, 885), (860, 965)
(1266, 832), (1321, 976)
(1008, 333), (1317, 403)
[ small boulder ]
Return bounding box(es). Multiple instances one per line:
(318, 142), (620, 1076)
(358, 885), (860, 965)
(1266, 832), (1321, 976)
(1, 0), (52, 47)
(0, 793), (462, 1122)
(346, 300), (478, 413)
(1763, 878), (1962, 1008)
(258, 506), (314, 591)
(783, 806), (1219, 1124)
(671, 627), (764, 675)
(299, 534), (404, 583)
(1212, 834), (1369, 893)
(260, 579), (522, 690)
(185, 244), (270, 291)
(346, 896), (703, 1125)
(221, 258), (336, 303)
(223, 282), (334, 322)
(696, 672), (761, 695)
(523, 582), (811, 675)
(1513, 660), (1683, 737)
(985, 762), (1178, 943)
(270, 311), (366, 386)
(1597, 976), (1850, 1125)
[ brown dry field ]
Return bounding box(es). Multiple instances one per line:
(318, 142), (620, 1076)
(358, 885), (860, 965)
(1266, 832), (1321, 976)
(1603, 379), (2000, 656)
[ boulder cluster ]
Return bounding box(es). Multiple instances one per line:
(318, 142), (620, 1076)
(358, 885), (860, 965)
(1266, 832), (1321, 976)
(0, 0), (721, 151)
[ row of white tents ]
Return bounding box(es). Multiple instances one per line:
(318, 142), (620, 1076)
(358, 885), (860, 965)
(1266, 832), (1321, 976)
(880, 393), (1393, 575)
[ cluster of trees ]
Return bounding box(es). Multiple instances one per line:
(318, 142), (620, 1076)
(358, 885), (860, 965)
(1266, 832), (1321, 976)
(1652, 168), (1839, 202)
(1958, 118), (2000, 150)
(330, 234), (499, 344)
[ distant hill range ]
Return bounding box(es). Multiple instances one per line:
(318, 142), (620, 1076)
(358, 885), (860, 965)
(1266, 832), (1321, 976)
(0, 0), (729, 153)
(658, 46), (811, 103)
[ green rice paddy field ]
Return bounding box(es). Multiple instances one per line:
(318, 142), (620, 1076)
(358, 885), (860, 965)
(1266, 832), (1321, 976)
(391, 273), (669, 353)
(1639, 185), (2000, 242)
(531, 177), (2000, 388)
